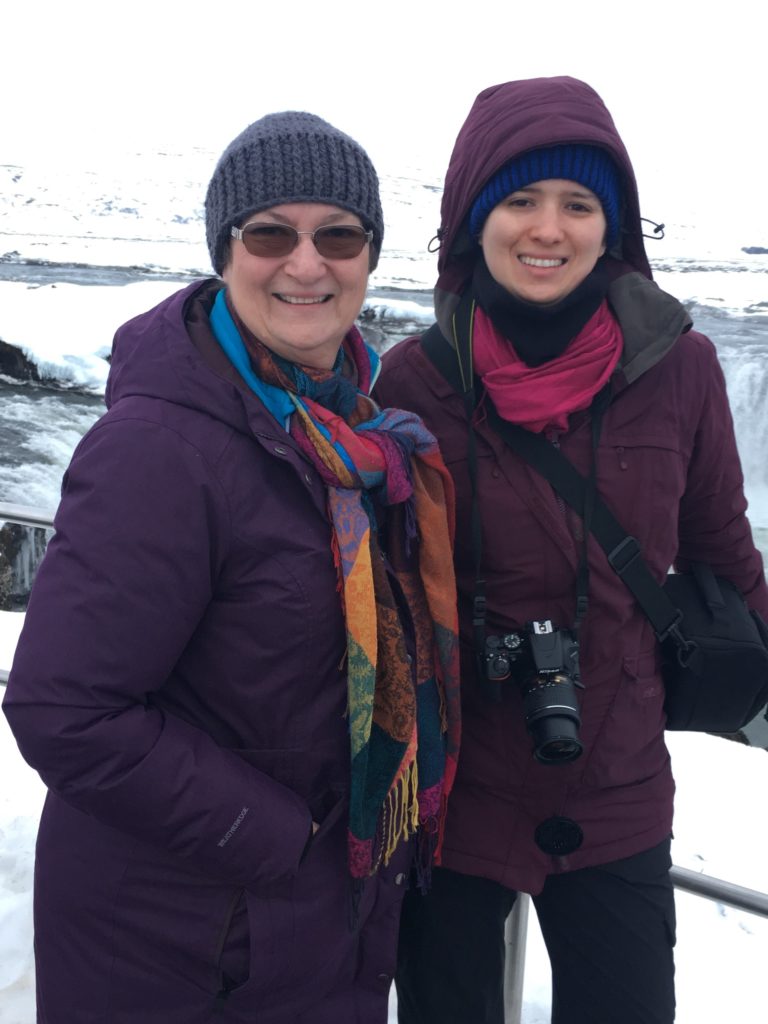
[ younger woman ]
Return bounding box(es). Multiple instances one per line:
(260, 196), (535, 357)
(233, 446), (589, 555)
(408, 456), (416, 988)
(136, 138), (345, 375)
(376, 76), (768, 1024)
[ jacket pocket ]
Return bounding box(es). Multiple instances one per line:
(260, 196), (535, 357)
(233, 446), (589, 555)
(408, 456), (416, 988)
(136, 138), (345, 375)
(107, 849), (260, 1012)
(582, 650), (668, 789)
(305, 791), (347, 849)
(221, 792), (355, 1014)
(214, 888), (249, 995)
(214, 883), (295, 1008)
(597, 438), (686, 566)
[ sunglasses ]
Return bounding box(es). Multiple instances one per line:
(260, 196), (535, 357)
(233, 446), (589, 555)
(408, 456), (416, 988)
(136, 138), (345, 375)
(231, 222), (373, 260)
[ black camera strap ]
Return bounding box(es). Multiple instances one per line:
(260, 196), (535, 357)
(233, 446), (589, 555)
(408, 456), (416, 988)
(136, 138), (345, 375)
(420, 315), (687, 653)
(422, 299), (601, 687)
(423, 295), (491, 677)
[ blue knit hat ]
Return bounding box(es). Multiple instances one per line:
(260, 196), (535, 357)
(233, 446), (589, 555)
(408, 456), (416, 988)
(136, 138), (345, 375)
(469, 144), (622, 246)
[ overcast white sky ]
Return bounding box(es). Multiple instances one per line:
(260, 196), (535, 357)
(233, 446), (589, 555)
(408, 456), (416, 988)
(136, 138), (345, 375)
(2, 0), (766, 228)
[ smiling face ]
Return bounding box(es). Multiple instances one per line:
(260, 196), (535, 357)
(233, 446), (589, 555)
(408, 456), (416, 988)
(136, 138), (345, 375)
(479, 179), (607, 305)
(222, 202), (370, 369)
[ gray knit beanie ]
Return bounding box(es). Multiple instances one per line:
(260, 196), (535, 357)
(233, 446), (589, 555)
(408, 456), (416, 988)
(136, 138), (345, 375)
(205, 111), (384, 275)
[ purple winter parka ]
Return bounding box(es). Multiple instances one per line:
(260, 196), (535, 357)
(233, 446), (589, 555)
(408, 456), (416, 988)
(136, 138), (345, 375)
(374, 77), (768, 895)
(4, 280), (407, 1023)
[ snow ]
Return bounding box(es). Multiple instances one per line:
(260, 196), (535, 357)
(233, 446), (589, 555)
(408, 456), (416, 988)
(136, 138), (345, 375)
(0, 704), (43, 1022)
(0, 280), (182, 393)
(2, 151), (767, 398)
(1, 607), (766, 1022)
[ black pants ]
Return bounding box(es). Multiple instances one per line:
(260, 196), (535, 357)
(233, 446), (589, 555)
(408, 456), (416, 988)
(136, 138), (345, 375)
(396, 838), (676, 1024)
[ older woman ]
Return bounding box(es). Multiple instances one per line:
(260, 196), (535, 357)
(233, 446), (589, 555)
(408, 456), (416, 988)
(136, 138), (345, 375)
(375, 77), (768, 1024)
(3, 112), (460, 1024)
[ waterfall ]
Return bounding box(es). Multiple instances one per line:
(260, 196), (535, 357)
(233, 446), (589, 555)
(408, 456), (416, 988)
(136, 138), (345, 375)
(718, 343), (768, 530)
(13, 528), (50, 602)
(0, 524), (51, 610)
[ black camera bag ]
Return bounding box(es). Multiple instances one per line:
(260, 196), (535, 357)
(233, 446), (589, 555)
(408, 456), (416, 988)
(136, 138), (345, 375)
(420, 314), (768, 734)
(483, 400), (768, 733)
(660, 567), (768, 731)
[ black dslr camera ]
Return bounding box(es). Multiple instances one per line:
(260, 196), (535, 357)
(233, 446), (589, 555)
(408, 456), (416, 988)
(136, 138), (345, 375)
(484, 620), (583, 765)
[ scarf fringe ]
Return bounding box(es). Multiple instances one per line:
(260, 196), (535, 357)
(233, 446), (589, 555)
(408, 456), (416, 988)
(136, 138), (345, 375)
(381, 759), (420, 867)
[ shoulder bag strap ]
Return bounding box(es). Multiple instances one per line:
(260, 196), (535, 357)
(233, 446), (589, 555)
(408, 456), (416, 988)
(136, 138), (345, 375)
(483, 401), (687, 647)
(420, 316), (688, 652)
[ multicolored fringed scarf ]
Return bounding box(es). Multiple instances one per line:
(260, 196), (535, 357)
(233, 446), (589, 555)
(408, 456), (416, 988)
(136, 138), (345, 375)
(211, 289), (461, 882)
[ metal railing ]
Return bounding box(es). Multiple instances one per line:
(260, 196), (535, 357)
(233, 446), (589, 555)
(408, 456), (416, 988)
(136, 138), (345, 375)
(670, 863), (768, 916)
(0, 502), (56, 531)
(503, 865), (768, 1021)
(3, 501), (768, 1017)
(0, 503), (55, 685)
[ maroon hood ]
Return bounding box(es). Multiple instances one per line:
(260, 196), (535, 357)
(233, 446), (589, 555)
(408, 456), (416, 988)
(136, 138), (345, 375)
(435, 76), (652, 310)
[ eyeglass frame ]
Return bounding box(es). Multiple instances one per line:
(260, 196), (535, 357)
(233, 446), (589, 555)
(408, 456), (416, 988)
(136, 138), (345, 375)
(230, 221), (373, 259)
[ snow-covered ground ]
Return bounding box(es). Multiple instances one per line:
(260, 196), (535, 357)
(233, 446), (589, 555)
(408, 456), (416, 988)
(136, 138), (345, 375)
(1, 609), (766, 1023)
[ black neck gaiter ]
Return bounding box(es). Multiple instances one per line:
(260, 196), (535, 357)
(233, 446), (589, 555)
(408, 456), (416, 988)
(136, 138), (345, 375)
(471, 258), (610, 367)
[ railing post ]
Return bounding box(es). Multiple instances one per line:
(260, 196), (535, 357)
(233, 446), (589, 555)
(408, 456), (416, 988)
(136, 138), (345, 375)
(503, 892), (530, 1024)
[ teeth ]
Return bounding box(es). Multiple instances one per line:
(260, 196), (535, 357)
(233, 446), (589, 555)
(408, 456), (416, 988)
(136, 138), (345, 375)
(277, 294), (328, 305)
(520, 256), (565, 268)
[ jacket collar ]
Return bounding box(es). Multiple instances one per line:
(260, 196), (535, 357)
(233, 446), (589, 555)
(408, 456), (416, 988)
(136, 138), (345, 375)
(434, 270), (689, 393)
(608, 272), (691, 386)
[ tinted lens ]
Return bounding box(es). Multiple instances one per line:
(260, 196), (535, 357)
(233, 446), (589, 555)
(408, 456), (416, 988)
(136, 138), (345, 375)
(241, 224), (296, 257)
(239, 223), (369, 260)
(313, 226), (368, 259)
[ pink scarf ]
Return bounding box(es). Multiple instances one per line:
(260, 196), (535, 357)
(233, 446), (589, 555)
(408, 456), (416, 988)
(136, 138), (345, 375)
(472, 301), (623, 433)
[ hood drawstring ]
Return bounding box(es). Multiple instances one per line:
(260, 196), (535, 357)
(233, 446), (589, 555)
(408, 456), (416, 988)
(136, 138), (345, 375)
(641, 218), (666, 240)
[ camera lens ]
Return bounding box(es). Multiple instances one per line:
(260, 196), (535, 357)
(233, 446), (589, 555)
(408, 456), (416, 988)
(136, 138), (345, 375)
(533, 729), (583, 765)
(522, 674), (583, 765)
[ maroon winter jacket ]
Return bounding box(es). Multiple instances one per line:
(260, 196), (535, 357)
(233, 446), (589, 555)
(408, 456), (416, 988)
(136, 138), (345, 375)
(375, 77), (768, 894)
(4, 281), (406, 1023)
